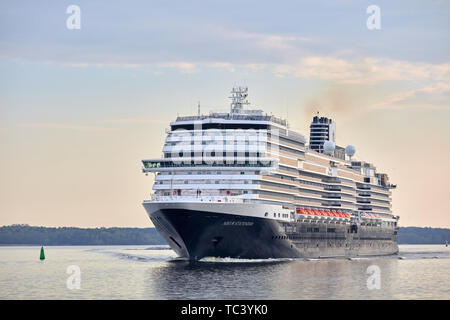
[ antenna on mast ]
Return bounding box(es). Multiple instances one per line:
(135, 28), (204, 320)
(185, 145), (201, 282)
(198, 101), (200, 116)
(229, 86), (249, 113)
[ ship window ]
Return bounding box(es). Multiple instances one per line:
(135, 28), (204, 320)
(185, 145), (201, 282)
(244, 181), (248, 184)
(184, 181), (188, 184)
(207, 172), (211, 174)
(215, 181), (219, 184)
(188, 172), (192, 175)
(273, 213), (276, 217)
(243, 191), (248, 194)
(217, 171), (221, 174)
(314, 228), (319, 232)
(240, 172), (245, 175)
(197, 171), (201, 174)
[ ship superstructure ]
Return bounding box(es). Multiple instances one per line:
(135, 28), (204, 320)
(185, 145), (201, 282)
(142, 87), (398, 260)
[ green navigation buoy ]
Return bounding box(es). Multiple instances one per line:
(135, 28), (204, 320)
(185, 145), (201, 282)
(40, 246), (45, 260)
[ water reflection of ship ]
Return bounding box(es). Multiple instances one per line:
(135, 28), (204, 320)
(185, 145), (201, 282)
(142, 258), (398, 299)
(143, 260), (289, 299)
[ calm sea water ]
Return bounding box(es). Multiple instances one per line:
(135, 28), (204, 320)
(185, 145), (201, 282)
(0, 244), (449, 299)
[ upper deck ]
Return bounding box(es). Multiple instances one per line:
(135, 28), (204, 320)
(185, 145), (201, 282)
(173, 113), (288, 127)
(141, 86), (396, 220)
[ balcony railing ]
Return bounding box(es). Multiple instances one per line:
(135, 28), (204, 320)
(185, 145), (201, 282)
(148, 195), (245, 203)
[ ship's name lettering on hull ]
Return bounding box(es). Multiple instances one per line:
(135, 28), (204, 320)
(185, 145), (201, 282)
(223, 221), (254, 226)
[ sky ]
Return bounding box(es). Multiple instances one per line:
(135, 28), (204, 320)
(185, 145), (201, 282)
(0, 0), (449, 228)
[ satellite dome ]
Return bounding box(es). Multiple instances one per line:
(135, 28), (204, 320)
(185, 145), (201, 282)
(345, 145), (356, 157)
(323, 141), (335, 155)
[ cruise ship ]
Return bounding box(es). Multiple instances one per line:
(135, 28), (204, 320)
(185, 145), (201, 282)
(142, 87), (399, 260)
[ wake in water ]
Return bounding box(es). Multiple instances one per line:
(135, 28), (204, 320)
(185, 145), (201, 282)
(198, 256), (296, 264)
(87, 244), (450, 263)
(114, 252), (163, 262)
(397, 248), (450, 260)
(107, 250), (450, 263)
(122, 245), (171, 251)
(87, 246), (177, 262)
(195, 250), (450, 264)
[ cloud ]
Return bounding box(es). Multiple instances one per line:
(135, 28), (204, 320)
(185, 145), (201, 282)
(155, 62), (197, 74)
(217, 28), (312, 51)
(19, 54), (450, 112)
(1, 0), (448, 113)
(53, 55), (450, 92)
(273, 57), (450, 112)
(272, 57), (450, 85)
(368, 89), (418, 110)
(19, 123), (114, 132)
(369, 85), (450, 110)
(19, 118), (171, 132)
(101, 118), (168, 125)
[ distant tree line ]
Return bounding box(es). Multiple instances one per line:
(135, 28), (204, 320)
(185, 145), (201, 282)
(0, 225), (166, 245)
(0, 225), (448, 245)
(398, 227), (449, 244)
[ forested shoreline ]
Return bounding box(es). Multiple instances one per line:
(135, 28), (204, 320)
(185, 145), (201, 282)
(0, 225), (448, 245)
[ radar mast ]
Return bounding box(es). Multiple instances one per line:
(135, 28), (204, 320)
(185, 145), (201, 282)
(229, 86), (250, 113)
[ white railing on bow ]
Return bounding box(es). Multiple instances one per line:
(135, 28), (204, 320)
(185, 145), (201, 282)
(149, 195), (245, 203)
